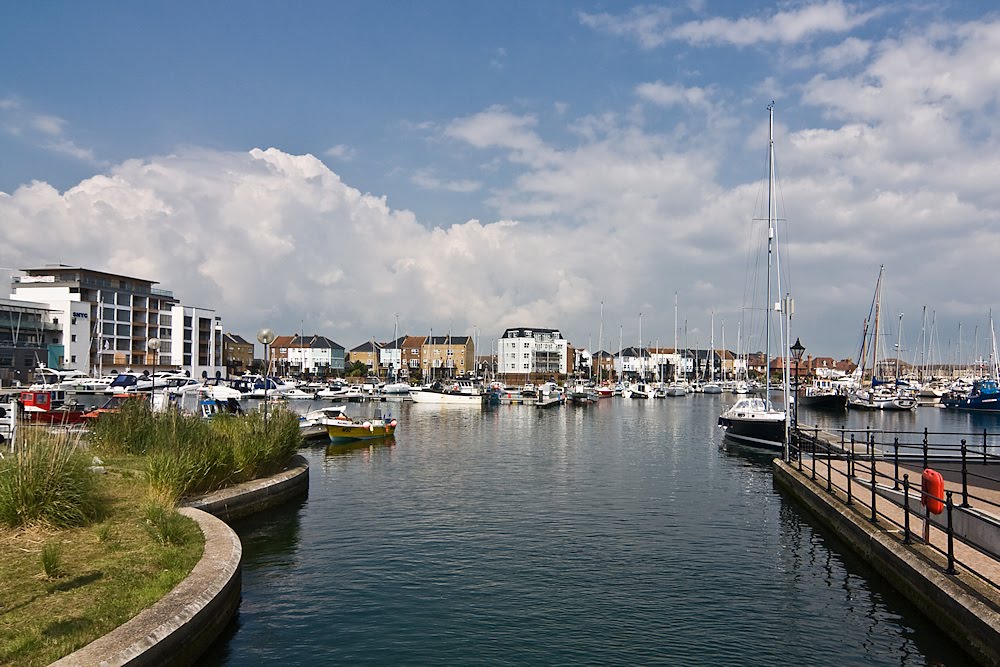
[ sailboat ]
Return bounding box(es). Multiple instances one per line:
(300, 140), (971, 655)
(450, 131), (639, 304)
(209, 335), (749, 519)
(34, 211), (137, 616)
(718, 104), (789, 450)
(703, 311), (723, 393)
(847, 266), (917, 411)
(666, 293), (688, 396)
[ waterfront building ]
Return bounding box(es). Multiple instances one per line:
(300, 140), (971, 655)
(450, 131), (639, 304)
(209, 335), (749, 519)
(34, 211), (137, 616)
(0, 298), (57, 386)
(10, 265), (224, 378)
(348, 341), (381, 374)
(400, 335), (427, 379)
(378, 336), (407, 378)
(288, 335), (345, 377)
(222, 333), (254, 377)
(592, 350), (616, 380)
(497, 327), (568, 381)
(421, 335), (474, 380)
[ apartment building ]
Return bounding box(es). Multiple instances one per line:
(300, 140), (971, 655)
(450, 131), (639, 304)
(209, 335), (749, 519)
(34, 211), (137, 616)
(497, 327), (569, 380)
(10, 265), (224, 378)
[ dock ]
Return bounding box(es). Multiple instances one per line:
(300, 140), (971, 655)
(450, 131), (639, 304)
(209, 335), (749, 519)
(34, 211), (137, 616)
(775, 424), (1000, 665)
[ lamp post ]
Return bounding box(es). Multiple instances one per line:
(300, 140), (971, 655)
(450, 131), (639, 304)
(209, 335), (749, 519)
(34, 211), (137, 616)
(147, 337), (160, 409)
(790, 337), (805, 430)
(257, 328), (275, 425)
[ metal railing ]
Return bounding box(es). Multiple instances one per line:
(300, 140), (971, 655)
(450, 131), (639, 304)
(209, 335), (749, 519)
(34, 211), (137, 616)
(789, 425), (1000, 591)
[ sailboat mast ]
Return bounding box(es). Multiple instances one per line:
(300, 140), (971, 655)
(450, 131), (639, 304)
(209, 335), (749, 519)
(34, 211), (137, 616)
(673, 293), (679, 382)
(597, 301), (604, 384)
(872, 266), (884, 383)
(765, 103), (775, 400)
(638, 312), (642, 382)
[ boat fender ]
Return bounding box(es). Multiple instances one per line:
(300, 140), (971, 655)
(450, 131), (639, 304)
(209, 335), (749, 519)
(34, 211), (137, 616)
(921, 468), (945, 515)
(362, 421), (371, 430)
(390, 419), (397, 427)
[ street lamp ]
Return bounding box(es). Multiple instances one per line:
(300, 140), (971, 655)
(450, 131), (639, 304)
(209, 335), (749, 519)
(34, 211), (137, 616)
(147, 337), (160, 409)
(257, 328), (275, 425)
(790, 337), (806, 429)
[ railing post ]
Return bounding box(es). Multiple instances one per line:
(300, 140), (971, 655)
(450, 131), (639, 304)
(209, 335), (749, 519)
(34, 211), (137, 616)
(797, 429), (802, 472)
(811, 431), (817, 481)
(866, 427), (871, 457)
(946, 492), (957, 575)
(902, 474), (911, 545)
(870, 440), (878, 524)
(960, 439), (970, 508)
(985, 429), (989, 465)
(830, 437), (839, 493)
(923, 427), (929, 470)
(846, 450), (853, 505)
(893, 437), (900, 490)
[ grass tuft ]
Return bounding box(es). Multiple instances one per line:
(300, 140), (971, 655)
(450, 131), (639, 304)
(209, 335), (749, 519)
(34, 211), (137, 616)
(40, 542), (64, 579)
(0, 430), (102, 529)
(142, 504), (197, 546)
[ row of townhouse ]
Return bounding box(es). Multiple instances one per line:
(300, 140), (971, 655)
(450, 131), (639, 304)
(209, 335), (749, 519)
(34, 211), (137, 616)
(2, 265), (225, 385)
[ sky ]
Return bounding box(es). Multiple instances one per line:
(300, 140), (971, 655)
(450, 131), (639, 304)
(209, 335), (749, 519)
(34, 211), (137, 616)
(2, 1), (999, 364)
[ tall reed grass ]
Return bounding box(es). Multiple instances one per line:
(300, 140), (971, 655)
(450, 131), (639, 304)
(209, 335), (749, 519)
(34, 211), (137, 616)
(90, 401), (301, 502)
(0, 430), (101, 528)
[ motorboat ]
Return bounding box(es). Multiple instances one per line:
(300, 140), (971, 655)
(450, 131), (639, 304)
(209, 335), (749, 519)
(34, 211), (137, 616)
(941, 379), (1000, 412)
(323, 406), (397, 442)
(797, 379), (848, 411)
(847, 386), (917, 411)
(718, 397), (787, 450)
(409, 379), (485, 405)
(623, 382), (650, 399)
(104, 371), (154, 393)
(19, 390), (88, 425)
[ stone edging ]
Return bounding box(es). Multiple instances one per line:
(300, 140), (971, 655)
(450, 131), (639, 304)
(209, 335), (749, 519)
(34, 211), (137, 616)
(52, 454), (310, 666)
(773, 459), (1000, 666)
(184, 453), (310, 521)
(51, 508), (242, 667)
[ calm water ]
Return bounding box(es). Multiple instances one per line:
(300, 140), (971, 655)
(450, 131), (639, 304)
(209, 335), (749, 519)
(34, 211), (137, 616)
(202, 396), (986, 666)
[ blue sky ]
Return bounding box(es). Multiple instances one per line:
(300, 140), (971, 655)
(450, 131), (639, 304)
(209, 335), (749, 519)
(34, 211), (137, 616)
(2, 1), (999, 364)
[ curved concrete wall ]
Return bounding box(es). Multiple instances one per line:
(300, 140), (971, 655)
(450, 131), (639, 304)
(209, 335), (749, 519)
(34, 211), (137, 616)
(52, 454), (310, 666)
(185, 453), (310, 521)
(51, 508), (242, 667)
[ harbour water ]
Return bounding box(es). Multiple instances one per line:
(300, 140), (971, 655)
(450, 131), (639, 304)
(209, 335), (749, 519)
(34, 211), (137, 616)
(202, 396), (983, 665)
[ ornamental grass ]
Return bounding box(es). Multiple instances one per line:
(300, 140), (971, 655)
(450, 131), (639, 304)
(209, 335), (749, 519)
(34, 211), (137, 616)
(0, 429), (102, 529)
(90, 400), (301, 502)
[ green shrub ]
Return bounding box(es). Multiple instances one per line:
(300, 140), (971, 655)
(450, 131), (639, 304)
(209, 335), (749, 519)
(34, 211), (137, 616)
(0, 431), (101, 528)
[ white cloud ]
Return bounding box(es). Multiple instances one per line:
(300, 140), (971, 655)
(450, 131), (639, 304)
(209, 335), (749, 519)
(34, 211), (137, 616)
(817, 36), (871, 69)
(324, 144), (357, 161)
(635, 82), (714, 109)
(0, 101), (102, 164)
(411, 168), (481, 193)
(581, 1), (879, 49)
(444, 106), (559, 166)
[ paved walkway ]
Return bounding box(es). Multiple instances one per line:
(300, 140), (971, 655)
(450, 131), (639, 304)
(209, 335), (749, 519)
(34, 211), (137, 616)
(791, 449), (1000, 597)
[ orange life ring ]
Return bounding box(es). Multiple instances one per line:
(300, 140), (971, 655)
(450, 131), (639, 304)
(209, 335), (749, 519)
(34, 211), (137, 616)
(921, 468), (945, 515)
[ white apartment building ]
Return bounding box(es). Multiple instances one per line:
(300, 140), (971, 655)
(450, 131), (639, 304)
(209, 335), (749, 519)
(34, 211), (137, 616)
(498, 327), (569, 377)
(10, 265), (224, 378)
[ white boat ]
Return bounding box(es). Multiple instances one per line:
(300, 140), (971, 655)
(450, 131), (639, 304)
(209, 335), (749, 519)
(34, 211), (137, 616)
(299, 405), (347, 439)
(408, 379), (485, 405)
(623, 382), (650, 399)
(104, 371), (154, 393)
(719, 105), (789, 451)
(382, 381), (412, 396)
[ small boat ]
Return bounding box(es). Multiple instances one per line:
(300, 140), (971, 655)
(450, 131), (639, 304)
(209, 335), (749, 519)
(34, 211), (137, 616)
(718, 397), (787, 450)
(796, 379), (848, 411)
(198, 397), (244, 419)
(324, 406), (397, 442)
(623, 382), (650, 399)
(847, 385), (917, 411)
(20, 390), (88, 425)
(82, 393), (147, 420)
(941, 379), (1000, 412)
(299, 405), (345, 438)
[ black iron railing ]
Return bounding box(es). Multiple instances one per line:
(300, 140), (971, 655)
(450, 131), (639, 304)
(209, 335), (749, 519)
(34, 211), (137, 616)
(789, 425), (1000, 591)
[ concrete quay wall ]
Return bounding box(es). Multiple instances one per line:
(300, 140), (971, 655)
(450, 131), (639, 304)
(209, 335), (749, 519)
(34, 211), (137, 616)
(52, 454), (310, 666)
(773, 459), (1000, 666)
(184, 454), (310, 521)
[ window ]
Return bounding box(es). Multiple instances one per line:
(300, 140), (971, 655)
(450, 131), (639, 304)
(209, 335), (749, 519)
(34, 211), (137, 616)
(117, 324), (130, 336)
(71, 355), (76, 363)
(71, 334), (77, 342)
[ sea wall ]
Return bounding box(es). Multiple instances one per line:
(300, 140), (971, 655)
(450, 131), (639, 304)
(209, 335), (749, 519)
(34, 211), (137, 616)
(773, 459), (1000, 666)
(184, 453), (310, 521)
